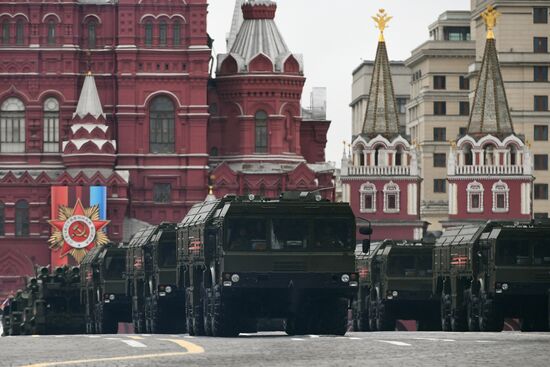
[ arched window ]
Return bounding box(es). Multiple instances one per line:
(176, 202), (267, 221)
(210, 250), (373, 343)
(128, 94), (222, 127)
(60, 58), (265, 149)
(15, 200), (29, 237)
(467, 181), (484, 213)
(374, 146), (382, 166)
(159, 21), (167, 46)
(356, 146), (365, 166)
(2, 20), (9, 45)
(0, 201), (4, 236)
(255, 110), (268, 153)
(173, 22), (181, 46)
(395, 146), (404, 166)
(492, 180), (509, 213)
(149, 96), (175, 153)
(360, 182), (376, 213)
(464, 144), (473, 166)
(0, 97), (26, 153)
(43, 98), (59, 152)
(484, 144), (495, 165)
(15, 20), (24, 45)
(47, 20), (56, 45)
(144, 21), (153, 47)
(509, 145), (518, 166)
(383, 181), (400, 213)
(87, 20), (97, 49)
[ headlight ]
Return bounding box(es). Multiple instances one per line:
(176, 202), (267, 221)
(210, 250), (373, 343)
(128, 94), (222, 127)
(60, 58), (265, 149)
(109, 294), (115, 301)
(392, 291), (398, 297)
(165, 286), (172, 293)
(501, 283), (508, 291)
(231, 274), (240, 283)
(341, 274), (350, 283)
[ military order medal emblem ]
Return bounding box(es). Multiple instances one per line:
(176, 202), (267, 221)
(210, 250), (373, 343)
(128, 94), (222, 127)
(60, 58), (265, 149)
(48, 199), (110, 263)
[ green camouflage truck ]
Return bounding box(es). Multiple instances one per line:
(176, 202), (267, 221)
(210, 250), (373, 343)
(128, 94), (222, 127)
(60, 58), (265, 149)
(178, 192), (359, 337)
(125, 223), (185, 333)
(353, 239), (439, 331)
(80, 243), (131, 334)
(2, 267), (85, 336)
(434, 220), (550, 332)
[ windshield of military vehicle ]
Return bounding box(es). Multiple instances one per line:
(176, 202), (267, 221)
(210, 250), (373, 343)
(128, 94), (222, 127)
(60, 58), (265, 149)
(388, 254), (433, 277)
(104, 255), (125, 279)
(158, 241), (177, 267)
(225, 217), (353, 251)
(496, 231), (550, 266)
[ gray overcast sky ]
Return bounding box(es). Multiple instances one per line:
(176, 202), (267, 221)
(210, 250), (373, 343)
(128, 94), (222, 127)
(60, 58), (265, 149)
(207, 0), (471, 164)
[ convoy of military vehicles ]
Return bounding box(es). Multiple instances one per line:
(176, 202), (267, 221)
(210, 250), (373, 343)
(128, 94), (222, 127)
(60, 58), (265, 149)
(1, 192), (550, 336)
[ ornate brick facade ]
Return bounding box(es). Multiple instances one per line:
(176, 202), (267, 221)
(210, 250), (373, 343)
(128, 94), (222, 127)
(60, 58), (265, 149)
(0, 0), (333, 300)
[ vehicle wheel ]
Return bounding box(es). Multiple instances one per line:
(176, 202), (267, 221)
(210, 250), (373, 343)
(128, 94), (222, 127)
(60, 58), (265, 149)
(440, 291), (452, 332)
(212, 297), (239, 337)
(478, 292), (503, 332)
(96, 304), (117, 334)
(466, 290), (480, 332)
(319, 298), (347, 336)
(193, 300), (205, 336)
(451, 306), (467, 332)
(376, 300), (395, 331)
(367, 295), (378, 331)
(203, 288), (213, 336)
(357, 296), (371, 332)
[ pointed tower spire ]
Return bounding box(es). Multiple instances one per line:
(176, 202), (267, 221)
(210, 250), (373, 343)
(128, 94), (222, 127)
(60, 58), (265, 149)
(361, 9), (400, 138)
(467, 5), (514, 137)
(74, 71), (105, 120)
(227, 0), (245, 51)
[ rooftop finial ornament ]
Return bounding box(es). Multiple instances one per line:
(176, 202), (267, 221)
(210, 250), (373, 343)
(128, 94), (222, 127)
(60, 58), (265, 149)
(372, 9), (392, 42)
(482, 5), (500, 40)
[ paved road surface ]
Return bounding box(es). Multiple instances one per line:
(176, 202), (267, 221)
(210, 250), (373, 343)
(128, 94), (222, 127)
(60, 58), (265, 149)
(1, 331), (549, 367)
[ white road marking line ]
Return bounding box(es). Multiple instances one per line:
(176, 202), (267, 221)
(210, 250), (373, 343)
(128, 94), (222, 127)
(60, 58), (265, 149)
(349, 337), (362, 340)
(31, 335), (40, 338)
(54, 335), (66, 338)
(105, 337), (122, 340)
(475, 340), (496, 343)
(87, 335), (101, 338)
(120, 339), (147, 348)
(183, 335), (196, 339)
(291, 338), (305, 341)
(308, 335), (320, 338)
(414, 337), (456, 342)
(140, 334), (151, 337)
(376, 340), (412, 347)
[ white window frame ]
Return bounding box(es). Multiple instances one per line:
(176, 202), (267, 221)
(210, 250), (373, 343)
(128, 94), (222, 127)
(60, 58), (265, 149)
(467, 181), (484, 213)
(492, 180), (510, 213)
(43, 97), (59, 153)
(383, 181), (400, 213)
(0, 97), (26, 153)
(360, 182), (376, 213)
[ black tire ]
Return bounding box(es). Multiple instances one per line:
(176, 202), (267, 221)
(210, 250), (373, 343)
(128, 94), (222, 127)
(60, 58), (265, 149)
(376, 299), (395, 331)
(367, 295), (378, 331)
(440, 292), (452, 332)
(96, 304), (118, 334)
(203, 289), (213, 336)
(356, 296), (370, 332)
(478, 293), (503, 332)
(212, 297), (239, 337)
(466, 291), (480, 332)
(323, 298), (348, 336)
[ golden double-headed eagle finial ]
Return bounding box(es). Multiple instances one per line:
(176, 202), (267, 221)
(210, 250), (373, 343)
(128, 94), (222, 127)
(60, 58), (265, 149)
(481, 5), (500, 40)
(372, 9), (392, 42)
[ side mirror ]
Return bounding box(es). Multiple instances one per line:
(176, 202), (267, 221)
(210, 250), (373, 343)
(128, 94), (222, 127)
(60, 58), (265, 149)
(359, 226), (373, 235)
(362, 238), (371, 254)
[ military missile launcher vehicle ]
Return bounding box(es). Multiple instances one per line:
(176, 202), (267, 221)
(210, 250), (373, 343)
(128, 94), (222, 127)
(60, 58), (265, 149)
(80, 243), (131, 334)
(126, 223), (185, 334)
(353, 239), (439, 331)
(1, 266), (85, 336)
(178, 192), (359, 337)
(434, 220), (550, 332)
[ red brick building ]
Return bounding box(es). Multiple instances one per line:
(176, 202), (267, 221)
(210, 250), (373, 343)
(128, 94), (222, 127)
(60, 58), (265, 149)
(340, 14), (427, 242)
(0, 0), (332, 299)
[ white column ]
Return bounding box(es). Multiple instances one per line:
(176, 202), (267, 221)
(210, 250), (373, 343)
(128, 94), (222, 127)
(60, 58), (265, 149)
(407, 183), (418, 215)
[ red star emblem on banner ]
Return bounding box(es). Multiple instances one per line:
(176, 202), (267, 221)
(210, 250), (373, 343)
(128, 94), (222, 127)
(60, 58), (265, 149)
(48, 199), (110, 258)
